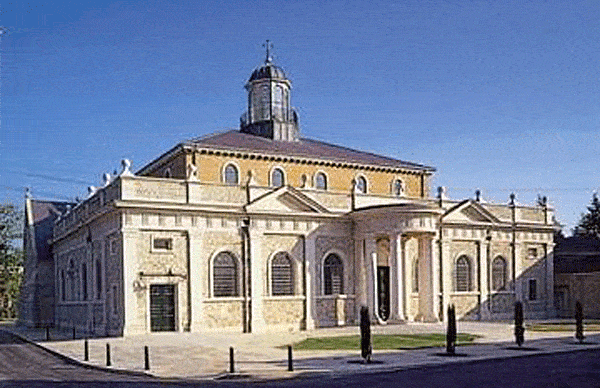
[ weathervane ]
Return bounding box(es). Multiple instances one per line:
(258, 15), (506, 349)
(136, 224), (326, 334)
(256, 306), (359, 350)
(263, 39), (273, 63)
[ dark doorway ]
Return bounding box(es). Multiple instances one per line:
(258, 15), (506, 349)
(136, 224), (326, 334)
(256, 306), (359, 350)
(377, 266), (390, 321)
(150, 284), (176, 332)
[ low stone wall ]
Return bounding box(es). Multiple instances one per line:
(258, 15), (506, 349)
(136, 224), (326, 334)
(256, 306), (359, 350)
(315, 295), (355, 327)
(203, 299), (244, 329)
(263, 297), (305, 330)
(450, 293), (480, 319)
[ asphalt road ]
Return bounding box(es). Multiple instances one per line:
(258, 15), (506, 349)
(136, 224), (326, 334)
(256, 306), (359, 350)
(2, 329), (600, 388)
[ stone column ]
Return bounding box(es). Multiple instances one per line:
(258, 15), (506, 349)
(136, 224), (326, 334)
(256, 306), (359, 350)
(250, 229), (266, 333)
(394, 233), (406, 321)
(364, 237), (376, 320)
(355, 238), (368, 316)
(188, 230), (204, 332)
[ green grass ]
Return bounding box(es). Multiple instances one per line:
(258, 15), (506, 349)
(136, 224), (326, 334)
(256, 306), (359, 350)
(527, 321), (600, 332)
(292, 333), (478, 351)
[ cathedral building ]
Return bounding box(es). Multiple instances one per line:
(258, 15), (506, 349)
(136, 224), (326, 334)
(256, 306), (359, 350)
(21, 50), (556, 335)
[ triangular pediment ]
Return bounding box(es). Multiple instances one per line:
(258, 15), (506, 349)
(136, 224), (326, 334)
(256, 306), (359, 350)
(443, 200), (500, 224)
(245, 186), (329, 214)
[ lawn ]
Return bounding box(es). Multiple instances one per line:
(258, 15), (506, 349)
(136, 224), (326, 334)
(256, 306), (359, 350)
(527, 321), (600, 332)
(292, 333), (478, 351)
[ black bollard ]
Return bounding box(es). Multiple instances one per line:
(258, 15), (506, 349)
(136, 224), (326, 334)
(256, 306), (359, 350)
(45, 327), (50, 341)
(229, 347), (234, 373)
(287, 345), (293, 372)
(72, 327), (76, 340)
(84, 339), (89, 361)
(106, 343), (111, 366)
(144, 346), (150, 370)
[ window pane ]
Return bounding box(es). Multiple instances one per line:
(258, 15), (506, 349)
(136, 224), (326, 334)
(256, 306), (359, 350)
(492, 257), (507, 291)
(356, 177), (367, 194)
(272, 169), (284, 187)
(455, 256), (470, 292)
(316, 173), (327, 190)
(394, 179), (404, 196)
(214, 252), (238, 297)
(225, 165), (238, 185)
(272, 253), (293, 296)
(324, 254), (343, 295)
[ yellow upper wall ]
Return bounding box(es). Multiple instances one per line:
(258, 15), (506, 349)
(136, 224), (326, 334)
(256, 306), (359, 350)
(143, 148), (431, 198)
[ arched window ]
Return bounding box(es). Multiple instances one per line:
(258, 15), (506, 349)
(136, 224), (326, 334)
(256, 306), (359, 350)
(323, 254), (344, 295)
(271, 252), (293, 296)
(315, 172), (327, 190)
(491, 256), (507, 291)
(355, 176), (367, 194)
(393, 179), (404, 197)
(213, 252), (238, 297)
(164, 168), (172, 178)
(224, 164), (239, 185)
(271, 168), (285, 187)
(455, 256), (471, 292)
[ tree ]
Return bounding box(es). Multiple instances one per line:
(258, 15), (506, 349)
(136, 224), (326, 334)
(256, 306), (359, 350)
(575, 193), (600, 237)
(0, 202), (24, 319)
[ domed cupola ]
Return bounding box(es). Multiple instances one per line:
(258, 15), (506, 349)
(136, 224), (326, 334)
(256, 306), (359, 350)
(240, 41), (299, 141)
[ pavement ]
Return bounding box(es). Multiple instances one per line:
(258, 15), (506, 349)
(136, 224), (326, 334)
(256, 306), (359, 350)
(2, 320), (600, 382)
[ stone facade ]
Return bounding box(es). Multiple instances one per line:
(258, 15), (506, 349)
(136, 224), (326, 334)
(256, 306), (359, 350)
(22, 54), (557, 334)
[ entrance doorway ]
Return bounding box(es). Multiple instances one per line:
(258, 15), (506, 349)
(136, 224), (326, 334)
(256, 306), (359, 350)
(377, 266), (390, 321)
(150, 284), (176, 331)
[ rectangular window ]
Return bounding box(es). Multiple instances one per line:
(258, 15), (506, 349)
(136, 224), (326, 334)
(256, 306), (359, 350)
(153, 238), (173, 251)
(528, 279), (537, 301)
(527, 248), (537, 260)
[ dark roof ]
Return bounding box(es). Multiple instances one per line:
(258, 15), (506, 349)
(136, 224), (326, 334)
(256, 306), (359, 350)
(554, 235), (600, 274)
(249, 62), (287, 82)
(186, 130), (435, 172)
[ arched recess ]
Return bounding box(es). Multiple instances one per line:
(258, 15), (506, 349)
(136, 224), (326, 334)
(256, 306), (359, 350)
(270, 166), (286, 188)
(322, 252), (344, 295)
(314, 171), (328, 190)
(210, 251), (240, 297)
(222, 162), (240, 185)
(270, 251), (294, 296)
(491, 256), (508, 291)
(454, 255), (472, 292)
(354, 175), (368, 194)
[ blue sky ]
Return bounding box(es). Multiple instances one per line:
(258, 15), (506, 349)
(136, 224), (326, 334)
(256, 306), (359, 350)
(1, 0), (599, 233)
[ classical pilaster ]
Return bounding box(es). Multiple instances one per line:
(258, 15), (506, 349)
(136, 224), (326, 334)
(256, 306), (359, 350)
(121, 229), (144, 335)
(188, 230), (204, 332)
(249, 229), (266, 333)
(304, 235), (316, 330)
(479, 236), (491, 320)
(394, 233), (406, 321)
(364, 237), (376, 320)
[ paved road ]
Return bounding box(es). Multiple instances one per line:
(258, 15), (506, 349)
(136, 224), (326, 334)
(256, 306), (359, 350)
(2, 328), (600, 387)
(0, 330), (152, 386)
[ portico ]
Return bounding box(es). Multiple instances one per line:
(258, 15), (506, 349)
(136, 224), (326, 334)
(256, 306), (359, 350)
(351, 203), (444, 323)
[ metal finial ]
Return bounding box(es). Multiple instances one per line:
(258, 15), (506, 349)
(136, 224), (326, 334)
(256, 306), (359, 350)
(263, 40), (273, 63)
